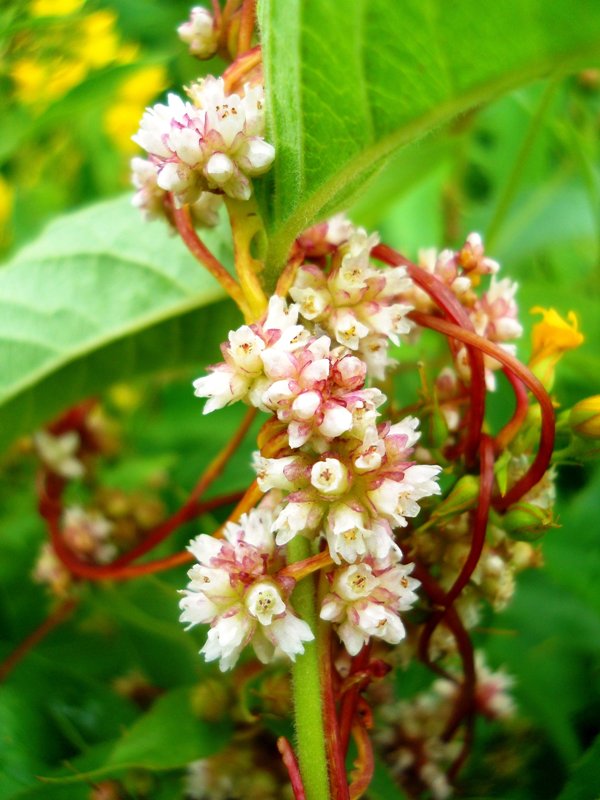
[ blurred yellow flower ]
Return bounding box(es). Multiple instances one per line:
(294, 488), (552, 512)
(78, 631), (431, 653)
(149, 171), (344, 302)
(529, 307), (584, 389)
(30, 0), (85, 16)
(75, 10), (125, 68)
(11, 6), (139, 108)
(12, 57), (87, 104)
(104, 65), (167, 154)
(0, 175), (13, 250)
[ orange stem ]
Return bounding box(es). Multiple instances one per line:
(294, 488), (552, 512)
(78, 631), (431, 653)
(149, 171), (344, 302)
(278, 550), (333, 582)
(172, 201), (250, 317)
(223, 45), (262, 93)
(348, 721), (375, 800)
(237, 0), (257, 54)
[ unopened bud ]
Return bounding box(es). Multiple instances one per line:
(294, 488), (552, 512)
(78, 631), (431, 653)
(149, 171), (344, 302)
(569, 396), (600, 440)
(432, 475), (479, 519)
(503, 502), (556, 542)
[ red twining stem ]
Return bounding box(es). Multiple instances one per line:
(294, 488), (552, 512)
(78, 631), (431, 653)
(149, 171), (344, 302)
(0, 597), (78, 682)
(446, 434), (495, 607)
(372, 244), (486, 465)
(171, 201), (250, 317)
(339, 645), (371, 756)
(348, 721), (375, 800)
(319, 610), (350, 800)
(110, 490), (244, 569)
(495, 368), (529, 451)
(111, 407), (257, 567)
(417, 434), (494, 677)
(409, 311), (555, 510)
(277, 737), (307, 800)
(411, 561), (463, 683)
(38, 407), (257, 581)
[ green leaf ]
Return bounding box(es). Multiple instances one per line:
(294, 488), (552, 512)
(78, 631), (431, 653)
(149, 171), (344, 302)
(0, 195), (240, 453)
(42, 686), (232, 784)
(259, 0), (600, 278)
(557, 735), (600, 800)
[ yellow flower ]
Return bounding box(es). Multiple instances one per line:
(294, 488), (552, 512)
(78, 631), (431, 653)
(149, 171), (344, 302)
(529, 307), (584, 389)
(30, 0), (85, 17)
(104, 65), (167, 154)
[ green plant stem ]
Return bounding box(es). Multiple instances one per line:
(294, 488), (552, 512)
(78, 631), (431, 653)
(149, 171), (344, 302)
(287, 536), (331, 800)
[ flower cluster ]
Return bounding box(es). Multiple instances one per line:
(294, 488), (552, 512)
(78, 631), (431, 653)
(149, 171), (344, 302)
(289, 219), (414, 379)
(190, 285), (440, 664)
(255, 415), (440, 562)
(180, 509), (313, 671)
(132, 75), (274, 211)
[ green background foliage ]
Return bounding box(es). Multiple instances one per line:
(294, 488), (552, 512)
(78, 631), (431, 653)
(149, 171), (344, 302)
(1, 0), (599, 798)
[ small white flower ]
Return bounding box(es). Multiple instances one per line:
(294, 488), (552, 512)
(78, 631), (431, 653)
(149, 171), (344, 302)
(177, 6), (219, 59)
(245, 581), (286, 625)
(310, 458), (349, 496)
(34, 430), (84, 479)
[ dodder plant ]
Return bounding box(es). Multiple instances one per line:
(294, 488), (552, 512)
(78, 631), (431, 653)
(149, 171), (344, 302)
(2, 2), (600, 799)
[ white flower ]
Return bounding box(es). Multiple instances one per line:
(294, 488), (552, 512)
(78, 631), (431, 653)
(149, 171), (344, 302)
(131, 157), (222, 225)
(260, 415), (441, 559)
(177, 6), (218, 59)
(33, 430), (84, 479)
(310, 458), (349, 496)
(62, 506), (116, 564)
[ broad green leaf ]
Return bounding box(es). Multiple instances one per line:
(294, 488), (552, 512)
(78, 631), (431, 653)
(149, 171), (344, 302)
(0, 195), (240, 453)
(557, 735), (600, 800)
(259, 0), (600, 278)
(42, 686), (231, 784)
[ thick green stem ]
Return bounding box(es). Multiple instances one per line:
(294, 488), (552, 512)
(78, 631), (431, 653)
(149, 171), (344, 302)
(288, 536), (331, 800)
